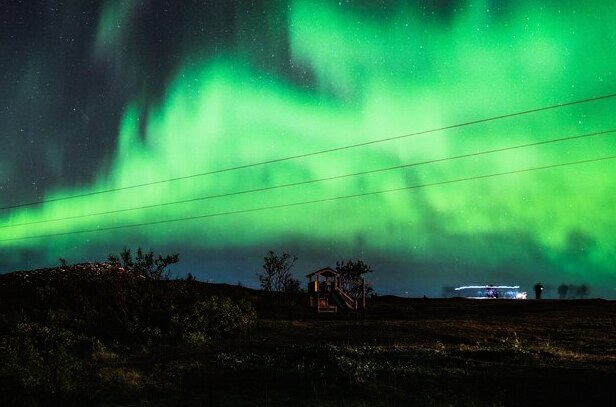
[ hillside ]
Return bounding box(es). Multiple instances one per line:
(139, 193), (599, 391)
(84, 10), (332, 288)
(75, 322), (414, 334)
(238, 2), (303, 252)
(0, 264), (614, 406)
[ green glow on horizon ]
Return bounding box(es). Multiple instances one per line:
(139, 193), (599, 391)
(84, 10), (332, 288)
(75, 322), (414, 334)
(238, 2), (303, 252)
(2, 0), (616, 290)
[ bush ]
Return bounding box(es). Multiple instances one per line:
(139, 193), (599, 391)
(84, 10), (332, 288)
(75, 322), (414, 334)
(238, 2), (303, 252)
(173, 296), (257, 345)
(108, 247), (179, 280)
(258, 251), (301, 293)
(0, 322), (88, 401)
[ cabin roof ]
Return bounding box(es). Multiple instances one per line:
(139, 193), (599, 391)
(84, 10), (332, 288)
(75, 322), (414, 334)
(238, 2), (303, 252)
(306, 267), (339, 278)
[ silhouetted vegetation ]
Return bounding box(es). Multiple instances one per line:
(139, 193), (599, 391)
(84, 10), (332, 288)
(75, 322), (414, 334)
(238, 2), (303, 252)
(0, 250), (257, 405)
(107, 247), (179, 280)
(257, 250), (301, 293)
(557, 283), (590, 299)
(558, 283), (569, 299)
(575, 284), (589, 299)
(0, 255), (612, 406)
(335, 259), (374, 299)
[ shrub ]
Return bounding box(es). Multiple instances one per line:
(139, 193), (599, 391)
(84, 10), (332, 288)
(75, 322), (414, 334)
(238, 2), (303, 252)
(0, 322), (87, 401)
(258, 251), (301, 293)
(173, 296), (257, 345)
(108, 247), (179, 280)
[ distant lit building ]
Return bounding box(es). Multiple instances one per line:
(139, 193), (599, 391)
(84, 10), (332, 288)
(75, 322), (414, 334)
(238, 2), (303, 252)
(454, 285), (527, 299)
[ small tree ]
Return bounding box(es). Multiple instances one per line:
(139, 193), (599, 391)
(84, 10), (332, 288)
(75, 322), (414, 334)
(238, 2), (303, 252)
(258, 251), (300, 293)
(575, 284), (589, 299)
(557, 284), (569, 299)
(335, 259), (374, 299)
(108, 247), (179, 280)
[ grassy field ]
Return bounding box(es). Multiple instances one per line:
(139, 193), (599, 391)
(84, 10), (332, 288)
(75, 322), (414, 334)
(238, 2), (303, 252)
(152, 296), (615, 406)
(1, 266), (614, 406)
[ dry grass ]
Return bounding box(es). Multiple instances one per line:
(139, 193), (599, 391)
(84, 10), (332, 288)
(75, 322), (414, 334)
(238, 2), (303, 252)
(85, 297), (616, 406)
(2, 272), (614, 406)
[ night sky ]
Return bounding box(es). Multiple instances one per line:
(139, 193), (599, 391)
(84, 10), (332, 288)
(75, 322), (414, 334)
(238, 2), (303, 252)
(1, 0), (615, 298)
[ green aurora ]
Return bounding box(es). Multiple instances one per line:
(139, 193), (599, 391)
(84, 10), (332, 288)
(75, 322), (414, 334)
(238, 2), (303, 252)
(1, 0), (615, 297)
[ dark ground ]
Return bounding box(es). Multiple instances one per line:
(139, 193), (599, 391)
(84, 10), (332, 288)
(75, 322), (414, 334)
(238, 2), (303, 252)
(183, 295), (616, 406)
(87, 295), (616, 406)
(0, 267), (614, 406)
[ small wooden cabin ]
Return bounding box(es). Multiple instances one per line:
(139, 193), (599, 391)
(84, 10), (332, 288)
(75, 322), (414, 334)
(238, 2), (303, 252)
(306, 267), (365, 313)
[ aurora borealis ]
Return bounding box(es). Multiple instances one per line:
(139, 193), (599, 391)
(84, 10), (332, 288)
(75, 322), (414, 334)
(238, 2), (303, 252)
(1, 0), (615, 298)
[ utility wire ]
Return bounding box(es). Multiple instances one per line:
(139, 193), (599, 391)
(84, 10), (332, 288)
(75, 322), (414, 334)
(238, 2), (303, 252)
(2, 92), (616, 211)
(2, 128), (614, 229)
(1, 154), (614, 243)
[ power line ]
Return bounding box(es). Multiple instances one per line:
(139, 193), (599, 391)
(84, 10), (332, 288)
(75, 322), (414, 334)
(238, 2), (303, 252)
(2, 92), (616, 211)
(2, 128), (614, 229)
(1, 154), (614, 243)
